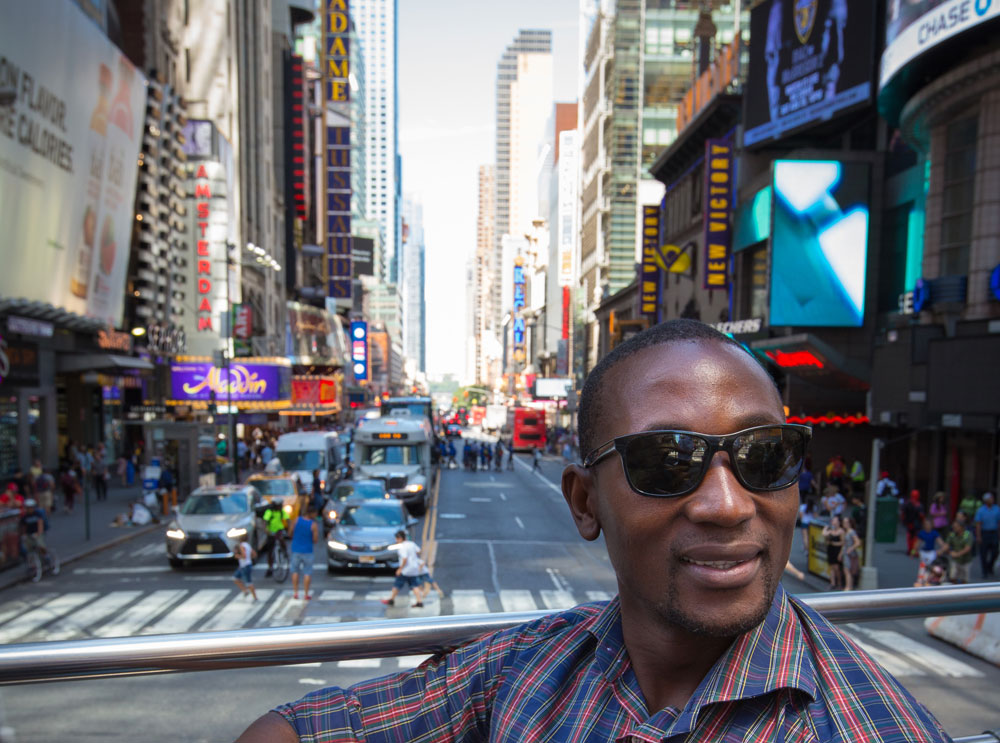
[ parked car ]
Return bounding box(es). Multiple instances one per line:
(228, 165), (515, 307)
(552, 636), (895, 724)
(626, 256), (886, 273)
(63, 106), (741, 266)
(165, 484), (266, 568)
(325, 498), (417, 571)
(322, 478), (390, 533)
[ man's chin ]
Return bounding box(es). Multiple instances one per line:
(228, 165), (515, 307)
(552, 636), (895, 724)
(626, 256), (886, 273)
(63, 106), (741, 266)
(657, 574), (778, 639)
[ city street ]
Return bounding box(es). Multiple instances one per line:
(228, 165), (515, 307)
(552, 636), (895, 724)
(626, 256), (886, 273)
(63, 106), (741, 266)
(0, 452), (996, 741)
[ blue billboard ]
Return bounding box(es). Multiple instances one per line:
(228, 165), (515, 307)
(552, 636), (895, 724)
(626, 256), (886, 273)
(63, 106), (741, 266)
(769, 160), (870, 327)
(350, 320), (368, 381)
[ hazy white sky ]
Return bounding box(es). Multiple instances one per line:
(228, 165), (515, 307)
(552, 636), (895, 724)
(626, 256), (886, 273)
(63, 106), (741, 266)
(397, 0), (581, 381)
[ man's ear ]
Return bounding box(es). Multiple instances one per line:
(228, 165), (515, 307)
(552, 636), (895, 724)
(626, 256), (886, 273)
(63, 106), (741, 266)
(561, 464), (601, 541)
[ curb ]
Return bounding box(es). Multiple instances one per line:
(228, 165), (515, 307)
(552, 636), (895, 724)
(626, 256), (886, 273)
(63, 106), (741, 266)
(925, 612), (1000, 667)
(0, 523), (163, 591)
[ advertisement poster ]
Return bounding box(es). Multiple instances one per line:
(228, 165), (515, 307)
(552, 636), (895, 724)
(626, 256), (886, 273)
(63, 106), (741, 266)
(0, 0), (146, 327)
(769, 160), (870, 327)
(703, 139), (733, 291)
(169, 361), (291, 403)
(744, 0), (874, 147)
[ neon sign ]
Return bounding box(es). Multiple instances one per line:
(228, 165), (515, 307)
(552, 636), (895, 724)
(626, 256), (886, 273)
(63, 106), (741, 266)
(194, 164), (214, 332)
(170, 361), (288, 402)
(765, 349), (825, 368)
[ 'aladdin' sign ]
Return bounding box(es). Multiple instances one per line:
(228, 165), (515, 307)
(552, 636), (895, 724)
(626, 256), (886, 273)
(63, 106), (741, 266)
(170, 362), (290, 402)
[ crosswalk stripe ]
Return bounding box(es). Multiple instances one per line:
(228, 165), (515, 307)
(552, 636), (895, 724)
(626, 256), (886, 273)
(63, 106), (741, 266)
(364, 591), (387, 602)
(586, 591), (612, 603)
(396, 654), (432, 669)
(259, 592), (302, 627)
(199, 589), (274, 632)
(540, 590), (576, 611)
(847, 625), (984, 678)
(337, 658), (381, 668)
(499, 589), (537, 613)
(141, 589), (231, 635)
(0, 594), (57, 628)
(451, 589), (489, 615)
(849, 637), (927, 677)
(0, 593), (98, 644)
(129, 543), (162, 558)
(91, 590), (186, 638)
(43, 591), (143, 641)
(319, 590), (354, 601)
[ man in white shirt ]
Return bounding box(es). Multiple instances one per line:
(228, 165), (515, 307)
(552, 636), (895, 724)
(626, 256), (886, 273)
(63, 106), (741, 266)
(380, 530), (424, 607)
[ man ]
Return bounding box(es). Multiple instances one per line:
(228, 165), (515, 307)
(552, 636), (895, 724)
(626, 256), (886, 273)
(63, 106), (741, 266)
(238, 320), (949, 742)
(941, 518), (974, 584)
(262, 500), (290, 578)
(875, 470), (900, 499)
(92, 446), (108, 502)
(19, 498), (48, 556)
(289, 505), (319, 601)
(531, 446), (541, 472)
(380, 530), (424, 608)
(973, 492), (999, 579)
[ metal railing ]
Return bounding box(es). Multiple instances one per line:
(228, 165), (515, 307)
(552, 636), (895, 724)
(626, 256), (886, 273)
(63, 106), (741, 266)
(0, 584), (998, 739)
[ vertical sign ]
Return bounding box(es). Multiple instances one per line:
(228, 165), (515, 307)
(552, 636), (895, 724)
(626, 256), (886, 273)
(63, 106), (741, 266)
(640, 205), (661, 320)
(512, 257), (526, 365)
(193, 164), (216, 332)
(324, 0), (352, 299)
(350, 320), (368, 381)
(703, 139), (733, 290)
(289, 55), (308, 219)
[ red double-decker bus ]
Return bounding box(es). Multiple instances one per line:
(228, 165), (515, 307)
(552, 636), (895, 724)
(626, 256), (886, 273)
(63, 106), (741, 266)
(508, 407), (546, 451)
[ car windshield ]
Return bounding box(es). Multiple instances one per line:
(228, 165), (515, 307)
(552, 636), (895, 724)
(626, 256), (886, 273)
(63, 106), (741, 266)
(333, 481), (385, 501)
(360, 445), (421, 466)
(180, 492), (248, 515)
(339, 503), (404, 527)
(276, 449), (325, 471)
(252, 479), (295, 496)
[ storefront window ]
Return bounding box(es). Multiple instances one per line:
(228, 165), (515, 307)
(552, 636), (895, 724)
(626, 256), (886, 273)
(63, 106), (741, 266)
(0, 398), (17, 476)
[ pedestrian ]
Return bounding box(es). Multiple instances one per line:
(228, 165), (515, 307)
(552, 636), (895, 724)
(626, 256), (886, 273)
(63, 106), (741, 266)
(901, 489), (924, 558)
(289, 505), (319, 600)
(915, 516), (943, 584)
(973, 492), (999, 579)
(19, 497), (48, 557)
(842, 515), (862, 591)
(92, 448), (108, 502)
(34, 468), (55, 516)
(380, 530), (423, 608)
(822, 514), (845, 590)
(941, 519), (974, 584)
(797, 456), (815, 495)
(798, 496), (816, 553)
(239, 319), (951, 743)
(825, 454), (846, 492)
(481, 442), (492, 470)
(78, 446), (94, 500)
(531, 447), (541, 472)
(929, 491), (950, 537)
(0, 483), (24, 511)
(233, 534), (258, 601)
(875, 470), (899, 499)
(158, 464), (176, 516)
(820, 483), (845, 517)
(309, 469), (324, 514)
(117, 455), (128, 487)
(506, 441), (514, 471)
(447, 440), (457, 469)
(958, 491), (982, 524)
(414, 557), (445, 600)
(59, 465), (80, 513)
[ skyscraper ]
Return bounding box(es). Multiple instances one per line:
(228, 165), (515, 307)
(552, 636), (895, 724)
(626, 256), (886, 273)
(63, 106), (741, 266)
(473, 164), (496, 385)
(354, 0), (401, 284)
(493, 29), (553, 337)
(401, 194), (425, 373)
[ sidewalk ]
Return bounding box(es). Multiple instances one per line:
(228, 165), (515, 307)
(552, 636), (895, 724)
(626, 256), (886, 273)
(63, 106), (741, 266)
(0, 481), (163, 591)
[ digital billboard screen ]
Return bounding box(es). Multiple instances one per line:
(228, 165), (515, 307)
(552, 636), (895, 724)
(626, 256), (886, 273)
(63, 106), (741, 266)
(744, 0), (875, 148)
(769, 160), (870, 327)
(880, 0), (1000, 90)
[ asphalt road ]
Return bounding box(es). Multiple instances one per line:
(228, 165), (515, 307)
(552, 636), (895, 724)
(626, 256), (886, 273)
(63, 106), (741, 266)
(0, 449), (996, 741)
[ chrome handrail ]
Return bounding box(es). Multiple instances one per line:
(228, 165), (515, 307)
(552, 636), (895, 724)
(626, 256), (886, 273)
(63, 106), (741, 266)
(0, 584), (997, 686)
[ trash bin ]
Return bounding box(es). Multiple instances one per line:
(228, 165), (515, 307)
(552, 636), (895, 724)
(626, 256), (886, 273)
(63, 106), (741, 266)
(875, 497), (898, 543)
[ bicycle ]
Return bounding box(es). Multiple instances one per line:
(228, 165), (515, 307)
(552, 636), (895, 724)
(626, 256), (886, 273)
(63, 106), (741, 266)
(24, 542), (60, 584)
(269, 533), (289, 583)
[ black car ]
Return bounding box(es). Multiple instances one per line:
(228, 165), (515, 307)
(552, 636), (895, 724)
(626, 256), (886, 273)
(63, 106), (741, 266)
(321, 478), (391, 533)
(446, 423), (462, 438)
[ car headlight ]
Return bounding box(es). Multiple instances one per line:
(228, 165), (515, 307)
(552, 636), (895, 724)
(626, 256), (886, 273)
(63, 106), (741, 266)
(327, 539), (348, 550)
(226, 527), (247, 539)
(283, 503), (293, 514)
(166, 525), (185, 540)
(326, 509), (337, 522)
(406, 483), (424, 493)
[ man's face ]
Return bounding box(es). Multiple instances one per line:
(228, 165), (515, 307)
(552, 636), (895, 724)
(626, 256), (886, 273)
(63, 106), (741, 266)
(986, 495), (995, 507)
(585, 341), (798, 639)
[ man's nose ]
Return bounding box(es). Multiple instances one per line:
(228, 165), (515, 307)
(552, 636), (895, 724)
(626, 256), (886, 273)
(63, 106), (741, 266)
(683, 452), (756, 527)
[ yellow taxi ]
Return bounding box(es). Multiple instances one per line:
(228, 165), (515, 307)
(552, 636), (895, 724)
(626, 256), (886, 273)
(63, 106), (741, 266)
(244, 473), (305, 522)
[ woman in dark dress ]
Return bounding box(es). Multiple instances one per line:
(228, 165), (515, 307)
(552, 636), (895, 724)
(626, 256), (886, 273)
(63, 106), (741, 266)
(822, 515), (846, 590)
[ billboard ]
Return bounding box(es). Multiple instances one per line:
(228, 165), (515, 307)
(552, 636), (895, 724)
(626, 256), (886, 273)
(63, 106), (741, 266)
(169, 361), (291, 403)
(0, 0), (146, 327)
(703, 139), (733, 290)
(881, 0), (1000, 90)
(744, 0), (874, 147)
(534, 378), (572, 399)
(350, 320), (368, 381)
(769, 160), (870, 327)
(286, 301), (348, 366)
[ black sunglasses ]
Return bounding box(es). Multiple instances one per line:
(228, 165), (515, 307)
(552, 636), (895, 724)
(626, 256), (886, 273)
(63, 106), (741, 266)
(583, 424), (812, 498)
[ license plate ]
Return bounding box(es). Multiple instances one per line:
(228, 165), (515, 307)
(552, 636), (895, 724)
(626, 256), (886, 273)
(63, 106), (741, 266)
(359, 555), (375, 564)
(196, 544), (212, 553)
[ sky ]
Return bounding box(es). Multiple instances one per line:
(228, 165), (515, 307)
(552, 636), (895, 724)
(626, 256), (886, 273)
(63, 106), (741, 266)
(397, 0), (582, 381)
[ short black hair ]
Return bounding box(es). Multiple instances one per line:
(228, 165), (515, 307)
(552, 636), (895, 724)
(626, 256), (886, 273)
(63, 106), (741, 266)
(395, 529), (407, 540)
(577, 319), (779, 459)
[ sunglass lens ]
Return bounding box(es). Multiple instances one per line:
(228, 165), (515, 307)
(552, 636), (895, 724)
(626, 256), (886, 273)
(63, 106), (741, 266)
(623, 433), (706, 496)
(733, 427), (805, 490)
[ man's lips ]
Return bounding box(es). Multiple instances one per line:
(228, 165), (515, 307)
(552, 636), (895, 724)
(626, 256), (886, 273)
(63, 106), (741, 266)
(677, 544), (765, 586)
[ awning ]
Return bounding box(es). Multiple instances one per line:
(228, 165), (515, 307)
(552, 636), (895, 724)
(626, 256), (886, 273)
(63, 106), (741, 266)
(57, 353), (155, 373)
(749, 334), (870, 390)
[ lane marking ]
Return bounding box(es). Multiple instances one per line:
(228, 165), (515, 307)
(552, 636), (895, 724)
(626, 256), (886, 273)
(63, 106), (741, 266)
(92, 590), (186, 638)
(546, 567), (570, 592)
(141, 589), (230, 635)
(337, 658), (381, 668)
(499, 589), (538, 613)
(73, 566), (172, 574)
(469, 497), (492, 502)
(43, 591), (142, 641)
(514, 455), (564, 496)
(847, 625), (984, 678)
(439, 513), (466, 519)
(0, 593), (98, 644)
(514, 516), (525, 530)
(540, 590), (576, 610)
(451, 589), (490, 615)
(200, 589), (275, 632)
(396, 654), (432, 669)
(299, 677), (327, 685)
(318, 590), (355, 601)
(586, 590), (612, 602)
(499, 492), (507, 501)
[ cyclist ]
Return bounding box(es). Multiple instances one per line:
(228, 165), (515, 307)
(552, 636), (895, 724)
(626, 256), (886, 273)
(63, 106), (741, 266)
(20, 498), (48, 558)
(261, 501), (289, 578)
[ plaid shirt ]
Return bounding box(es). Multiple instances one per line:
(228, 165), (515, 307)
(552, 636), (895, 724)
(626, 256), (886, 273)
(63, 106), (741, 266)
(276, 586), (950, 742)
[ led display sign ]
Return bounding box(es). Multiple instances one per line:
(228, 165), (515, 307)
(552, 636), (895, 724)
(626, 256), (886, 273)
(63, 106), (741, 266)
(744, 0), (874, 148)
(512, 257), (526, 365)
(769, 160), (871, 327)
(350, 320), (368, 381)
